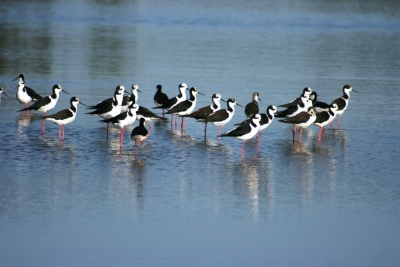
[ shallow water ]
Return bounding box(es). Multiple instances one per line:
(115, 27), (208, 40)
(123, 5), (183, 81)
(1, 0), (400, 266)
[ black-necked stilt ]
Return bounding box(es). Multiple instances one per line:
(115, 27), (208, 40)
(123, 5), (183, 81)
(43, 96), (86, 140)
(279, 106), (316, 140)
(276, 93), (309, 118)
(167, 87), (200, 130)
(18, 84), (69, 133)
(0, 86), (9, 98)
(153, 83), (187, 125)
(181, 93), (225, 136)
(13, 74), (42, 109)
(244, 92), (261, 118)
(235, 105), (278, 147)
(310, 91), (330, 113)
(121, 84), (142, 112)
(220, 114), (261, 157)
(314, 103), (338, 142)
(199, 98), (241, 138)
(153, 84), (169, 116)
(87, 85), (125, 133)
(100, 104), (139, 146)
(278, 87), (312, 108)
(331, 84), (358, 128)
(131, 118), (149, 146)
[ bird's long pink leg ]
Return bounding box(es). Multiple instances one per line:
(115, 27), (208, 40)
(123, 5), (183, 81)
(62, 125), (65, 140)
(338, 115), (341, 128)
(119, 127), (124, 146)
(145, 121), (152, 140)
(58, 125), (62, 139)
(242, 141), (246, 158)
(218, 125), (222, 138)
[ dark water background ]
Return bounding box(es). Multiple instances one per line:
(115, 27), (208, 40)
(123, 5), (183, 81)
(1, 0), (399, 266)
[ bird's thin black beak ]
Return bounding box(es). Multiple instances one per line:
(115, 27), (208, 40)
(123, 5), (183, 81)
(259, 98), (262, 102)
(198, 91), (205, 96)
(3, 91), (9, 97)
(353, 89), (359, 93)
(62, 89), (70, 94)
(12, 77), (18, 82)
(124, 90), (130, 95)
(221, 99), (227, 102)
(236, 103), (244, 108)
(15, 85), (18, 89)
(137, 89), (142, 93)
(79, 102), (87, 107)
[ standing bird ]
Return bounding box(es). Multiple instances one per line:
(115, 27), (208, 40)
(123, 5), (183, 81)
(121, 84), (142, 112)
(181, 93), (225, 137)
(236, 105), (278, 147)
(18, 84), (69, 133)
(100, 104), (139, 146)
(131, 118), (149, 146)
(244, 92), (261, 118)
(314, 103), (338, 142)
(167, 87), (201, 130)
(0, 86), (9, 98)
(276, 93), (309, 118)
(331, 84), (358, 128)
(154, 83), (187, 125)
(279, 107), (316, 140)
(278, 87), (312, 108)
(153, 84), (169, 116)
(199, 98), (241, 138)
(220, 114), (261, 158)
(310, 91), (329, 113)
(13, 73), (42, 109)
(86, 85), (125, 134)
(43, 97), (86, 140)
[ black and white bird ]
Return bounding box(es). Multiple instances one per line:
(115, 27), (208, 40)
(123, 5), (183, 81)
(279, 107), (316, 140)
(43, 96), (86, 140)
(13, 73), (42, 109)
(153, 84), (169, 116)
(0, 86), (9, 98)
(220, 114), (261, 158)
(121, 84), (142, 112)
(236, 105), (278, 146)
(100, 104), (139, 146)
(131, 118), (149, 146)
(244, 92), (261, 118)
(199, 98), (241, 138)
(313, 103), (338, 142)
(181, 93), (225, 136)
(276, 93), (309, 118)
(331, 84), (358, 127)
(310, 91), (330, 113)
(86, 85), (125, 133)
(167, 87), (200, 130)
(153, 83), (188, 125)
(278, 87), (312, 108)
(19, 84), (69, 133)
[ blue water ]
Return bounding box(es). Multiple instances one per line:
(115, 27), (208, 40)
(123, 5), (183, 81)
(1, 0), (400, 266)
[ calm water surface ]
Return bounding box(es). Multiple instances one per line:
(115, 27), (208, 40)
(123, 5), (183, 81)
(1, 0), (400, 266)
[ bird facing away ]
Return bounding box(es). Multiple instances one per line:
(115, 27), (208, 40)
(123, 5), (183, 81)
(199, 98), (242, 138)
(19, 84), (69, 133)
(244, 92), (261, 118)
(131, 117), (149, 146)
(154, 83), (187, 125)
(330, 84), (358, 128)
(181, 93), (225, 136)
(279, 106), (316, 140)
(43, 96), (86, 140)
(153, 84), (169, 116)
(100, 104), (139, 146)
(13, 73), (42, 109)
(220, 114), (261, 158)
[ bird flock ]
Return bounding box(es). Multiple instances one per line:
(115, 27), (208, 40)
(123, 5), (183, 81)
(2, 74), (358, 157)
